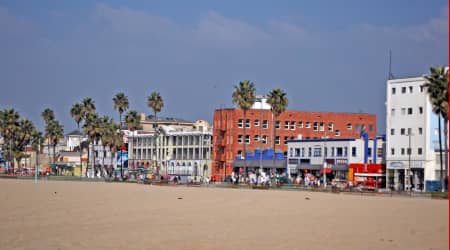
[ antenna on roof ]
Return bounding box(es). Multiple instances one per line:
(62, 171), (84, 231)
(388, 50), (394, 80)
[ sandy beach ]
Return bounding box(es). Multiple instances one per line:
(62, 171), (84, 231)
(0, 179), (447, 250)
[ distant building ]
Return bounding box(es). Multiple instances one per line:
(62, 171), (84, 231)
(212, 96), (378, 181)
(386, 75), (446, 191)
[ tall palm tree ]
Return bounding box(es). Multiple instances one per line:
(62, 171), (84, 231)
(102, 119), (122, 177)
(30, 130), (43, 175)
(423, 66), (448, 191)
(83, 113), (100, 178)
(13, 119), (37, 171)
(125, 110), (141, 173)
(98, 115), (114, 177)
(0, 109), (20, 172)
(81, 98), (96, 177)
(113, 93), (129, 129)
(70, 102), (84, 178)
(147, 92), (164, 178)
(232, 80), (256, 179)
(41, 108), (55, 164)
(45, 119), (64, 164)
(267, 88), (288, 174)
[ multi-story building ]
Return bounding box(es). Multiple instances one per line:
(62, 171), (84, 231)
(213, 96), (378, 181)
(127, 115), (212, 181)
(386, 76), (445, 191)
(286, 136), (385, 181)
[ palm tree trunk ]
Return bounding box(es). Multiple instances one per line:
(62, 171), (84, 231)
(438, 116), (444, 192)
(444, 119), (448, 191)
(53, 143), (57, 164)
(243, 110), (247, 181)
(272, 114), (276, 176)
(86, 140), (90, 177)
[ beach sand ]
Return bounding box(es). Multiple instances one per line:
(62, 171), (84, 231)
(0, 179), (447, 250)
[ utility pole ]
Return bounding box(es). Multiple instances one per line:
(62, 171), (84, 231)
(35, 137), (40, 183)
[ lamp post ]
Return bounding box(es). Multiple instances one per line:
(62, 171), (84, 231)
(407, 132), (413, 194)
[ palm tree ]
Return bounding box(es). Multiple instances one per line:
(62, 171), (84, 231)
(124, 110), (141, 173)
(98, 115), (114, 177)
(113, 93), (129, 129)
(0, 109), (20, 172)
(81, 98), (96, 177)
(45, 119), (64, 164)
(101, 119), (122, 177)
(13, 119), (37, 172)
(423, 66), (448, 191)
(70, 102), (84, 178)
(267, 88), (288, 174)
(232, 80), (256, 179)
(30, 130), (43, 175)
(41, 108), (55, 164)
(147, 92), (164, 178)
(83, 113), (100, 178)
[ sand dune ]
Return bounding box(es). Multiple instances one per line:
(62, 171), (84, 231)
(0, 179), (447, 250)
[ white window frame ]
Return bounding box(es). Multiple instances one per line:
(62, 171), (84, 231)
(328, 122), (333, 132)
(284, 121), (289, 130)
(275, 121), (280, 129)
(275, 136), (280, 145)
(237, 135), (243, 144)
(305, 122), (311, 128)
(319, 122), (325, 131)
(254, 119), (260, 126)
(238, 119), (243, 128)
(335, 130), (341, 136)
(245, 119), (250, 128)
(262, 120), (268, 129)
(290, 121), (296, 130)
(298, 121), (303, 128)
(245, 135), (250, 144)
(313, 122), (318, 131)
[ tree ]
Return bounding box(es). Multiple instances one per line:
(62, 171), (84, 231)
(232, 80), (256, 179)
(13, 119), (38, 171)
(113, 93), (129, 129)
(147, 92), (164, 178)
(423, 66), (448, 191)
(98, 115), (114, 177)
(30, 130), (43, 174)
(124, 110), (141, 173)
(70, 102), (84, 178)
(81, 98), (96, 177)
(45, 119), (64, 164)
(267, 88), (289, 172)
(83, 113), (100, 178)
(41, 108), (55, 124)
(102, 119), (122, 177)
(0, 109), (20, 172)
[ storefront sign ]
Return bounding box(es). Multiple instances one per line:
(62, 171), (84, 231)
(389, 161), (404, 169)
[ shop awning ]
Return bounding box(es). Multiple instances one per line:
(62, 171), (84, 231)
(354, 173), (385, 177)
(231, 160), (286, 169)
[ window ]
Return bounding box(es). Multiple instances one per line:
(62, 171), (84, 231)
(331, 147), (335, 156)
(407, 147), (411, 155)
(392, 87), (396, 94)
(305, 122), (311, 128)
(298, 121), (303, 128)
(347, 123), (352, 130)
(401, 148), (405, 155)
(328, 122), (334, 132)
(324, 147), (328, 156)
(261, 135), (267, 144)
(313, 122), (318, 131)
(335, 130), (341, 136)
(407, 108), (413, 115)
(418, 127), (423, 135)
(409, 86), (413, 93)
(262, 120), (268, 129)
(313, 147), (322, 157)
(390, 129), (395, 135)
(344, 147), (348, 157)
(407, 128), (412, 135)
(290, 121), (296, 130)
(254, 135), (260, 142)
(275, 136), (280, 145)
(254, 119), (260, 126)
(238, 119), (243, 128)
(420, 86), (424, 92)
(284, 121), (289, 130)
(237, 135), (243, 144)
(391, 109), (395, 116)
(308, 147), (312, 157)
(275, 121), (280, 129)
(245, 135), (250, 144)
(301, 148), (305, 157)
(368, 148), (372, 157)
(336, 147), (343, 157)
(369, 124), (374, 132)
(319, 122), (325, 131)
(352, 147), (357, 157)
(418, 148), (423, 155)
(401, 108), (406, 115)
(284, 136), (289, 144)
(401, 87), (406, 93)
(391, 148), (395, 155)
(400, 128), (405, 135)
(289, 148), (293, 157)
(245, 119), (250, 128)
(419, 107), (423, 114)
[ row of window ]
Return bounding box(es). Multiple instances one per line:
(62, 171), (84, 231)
(390, 127), (422, 136)
(237, 119), (373, 132)
(237, 133), (346, 145)
(391, 85), (424, 95)
(390, 147), (423, 156)
(288, 146), (381, 158)
(390, 107), (423, 116)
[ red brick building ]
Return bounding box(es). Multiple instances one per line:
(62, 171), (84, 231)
(212, 108), (377, 181)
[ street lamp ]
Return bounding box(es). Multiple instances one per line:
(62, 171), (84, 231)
(406, 132), (413, 194)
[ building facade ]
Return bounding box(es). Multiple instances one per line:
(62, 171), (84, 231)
(212, 96), (378, 181)
(128, 116), (213, 181)
(386, 76), (445, 191)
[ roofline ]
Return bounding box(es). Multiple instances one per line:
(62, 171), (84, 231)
(214, 108), (376, 116)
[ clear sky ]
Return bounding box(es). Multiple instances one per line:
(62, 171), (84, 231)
(0, 0), (448, 134)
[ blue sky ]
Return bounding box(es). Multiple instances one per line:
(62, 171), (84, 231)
(0, 0), (448, 133)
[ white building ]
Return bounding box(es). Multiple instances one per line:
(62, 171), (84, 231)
(128, 119), (213, 181)
(287, 137), (385, 180)
(386, 76), (445, 191)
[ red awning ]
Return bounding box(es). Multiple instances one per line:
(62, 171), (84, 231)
(320, 168), (332, 174)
